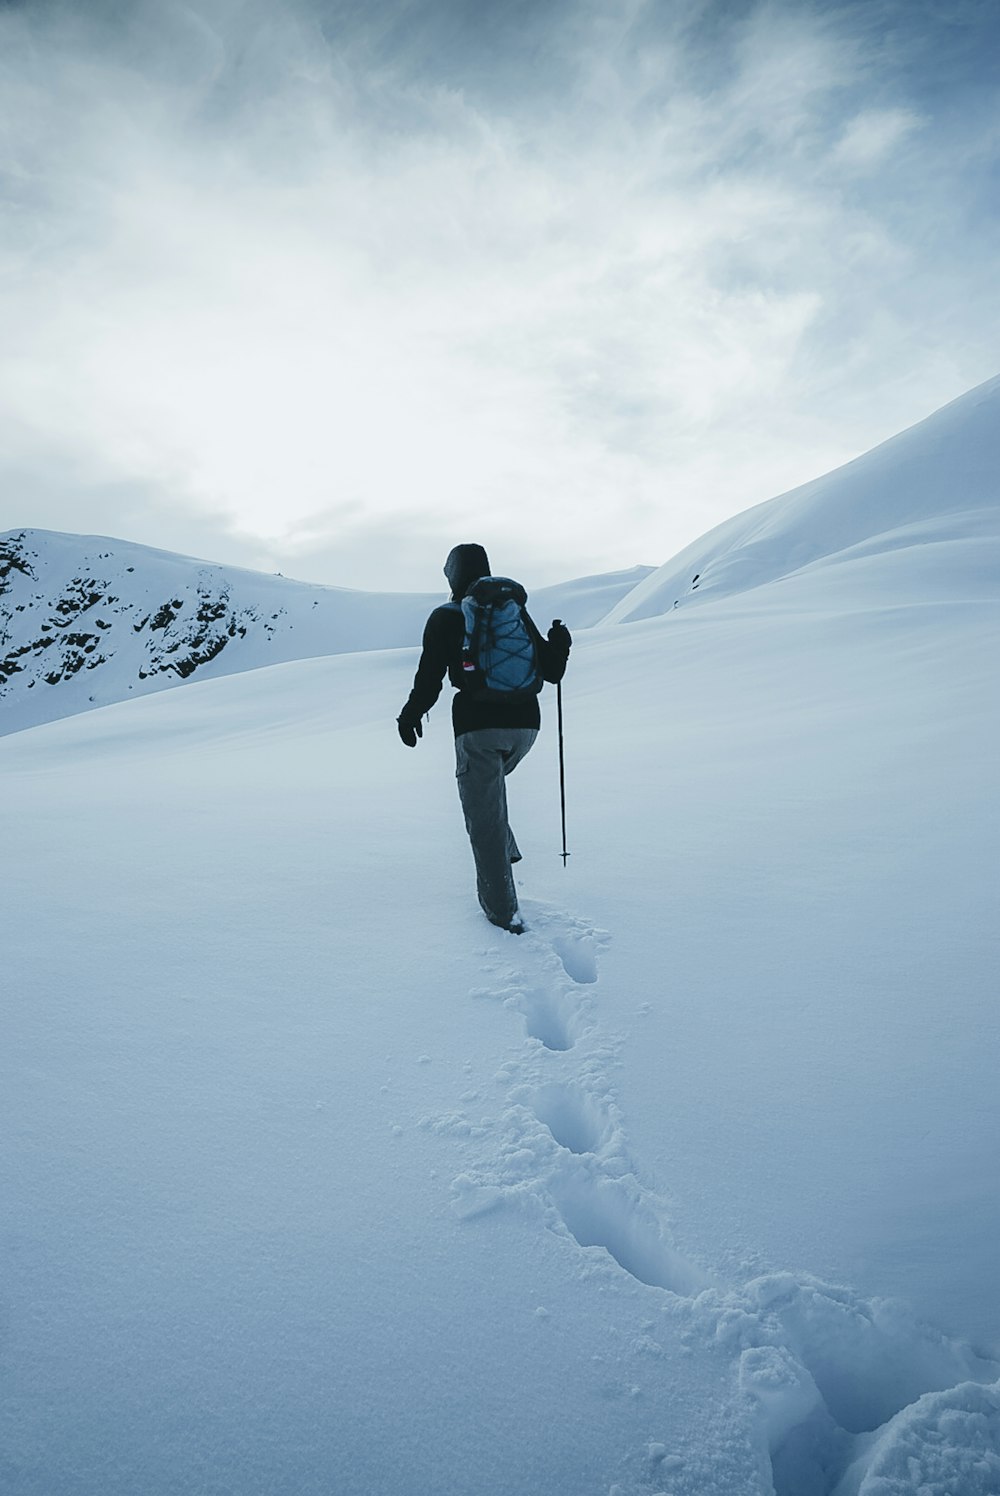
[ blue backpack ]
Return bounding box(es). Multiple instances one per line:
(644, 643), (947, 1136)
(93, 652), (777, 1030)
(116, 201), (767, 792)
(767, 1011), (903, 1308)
(455, 577), (542, 700)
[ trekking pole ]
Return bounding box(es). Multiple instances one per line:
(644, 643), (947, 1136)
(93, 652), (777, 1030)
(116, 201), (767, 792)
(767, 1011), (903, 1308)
(554, 622), (569, 866)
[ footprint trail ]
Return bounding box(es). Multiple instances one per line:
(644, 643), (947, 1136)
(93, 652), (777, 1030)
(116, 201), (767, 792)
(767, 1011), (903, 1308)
(424, 901), (1000, 1496)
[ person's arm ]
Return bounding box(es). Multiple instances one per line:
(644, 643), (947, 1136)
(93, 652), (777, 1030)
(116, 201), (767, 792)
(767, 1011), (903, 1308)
(526, 613), (571, 684)
(397, 607), (459, 743)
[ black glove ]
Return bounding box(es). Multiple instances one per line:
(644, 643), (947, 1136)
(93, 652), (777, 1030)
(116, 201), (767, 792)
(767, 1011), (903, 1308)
(397, 713), (423, 748)
(548, 620), (572, 653)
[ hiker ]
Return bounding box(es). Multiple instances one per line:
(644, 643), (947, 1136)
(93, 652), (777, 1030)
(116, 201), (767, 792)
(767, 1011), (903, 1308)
(397, 544), (571, 933)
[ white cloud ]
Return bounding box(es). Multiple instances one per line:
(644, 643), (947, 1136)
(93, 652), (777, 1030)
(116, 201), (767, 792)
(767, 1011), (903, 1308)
(832, 107), (925, 170)
(0, 0), (997, 589)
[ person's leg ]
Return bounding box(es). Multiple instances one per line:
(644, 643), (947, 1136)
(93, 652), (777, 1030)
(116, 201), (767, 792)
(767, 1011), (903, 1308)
(500, 729), (536, 868)
(455, 728), (537, 926)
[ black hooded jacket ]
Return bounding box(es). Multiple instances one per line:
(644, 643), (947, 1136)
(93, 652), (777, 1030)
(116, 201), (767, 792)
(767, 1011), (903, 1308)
(399, 544), (570, 738)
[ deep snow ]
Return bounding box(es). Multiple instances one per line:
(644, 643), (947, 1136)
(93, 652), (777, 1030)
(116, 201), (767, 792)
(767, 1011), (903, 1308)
(3, 378), (999, 1494)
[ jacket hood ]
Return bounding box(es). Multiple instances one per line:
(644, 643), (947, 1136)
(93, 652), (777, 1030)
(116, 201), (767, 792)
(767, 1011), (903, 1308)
(443, 543), (491, 600)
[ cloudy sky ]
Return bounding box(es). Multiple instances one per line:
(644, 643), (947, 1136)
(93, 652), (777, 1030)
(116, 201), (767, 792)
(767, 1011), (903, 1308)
(1, 0), (997, 591)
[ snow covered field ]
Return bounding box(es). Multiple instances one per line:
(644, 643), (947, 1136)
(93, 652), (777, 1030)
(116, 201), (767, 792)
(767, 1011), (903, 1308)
(3, 379), (999, 1494)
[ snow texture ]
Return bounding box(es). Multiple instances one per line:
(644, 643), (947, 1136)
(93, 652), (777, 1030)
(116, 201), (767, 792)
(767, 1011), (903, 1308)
(2, 376), (998, 1494)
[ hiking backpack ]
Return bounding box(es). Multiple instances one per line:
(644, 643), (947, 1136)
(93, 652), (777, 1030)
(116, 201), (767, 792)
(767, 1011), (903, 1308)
(455, 576), (542, 700)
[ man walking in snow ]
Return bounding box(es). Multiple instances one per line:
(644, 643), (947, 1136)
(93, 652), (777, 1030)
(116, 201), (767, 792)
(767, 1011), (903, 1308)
(397, 544), (571, 934)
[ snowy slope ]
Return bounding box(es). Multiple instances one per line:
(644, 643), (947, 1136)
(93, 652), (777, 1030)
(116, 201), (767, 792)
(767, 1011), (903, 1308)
(0, 527), (652, 737)
(3, 381), (999, 1496)
(603, 374), (1000, 622)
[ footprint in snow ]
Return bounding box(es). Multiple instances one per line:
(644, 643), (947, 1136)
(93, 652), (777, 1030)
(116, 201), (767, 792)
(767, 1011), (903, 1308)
(548, 1167), (710, 1298)
(518, 901), (608, 986)
(550, 933), (599, 985)
(532, 1081), (608, 1154)
(518, 986), (586, 1051)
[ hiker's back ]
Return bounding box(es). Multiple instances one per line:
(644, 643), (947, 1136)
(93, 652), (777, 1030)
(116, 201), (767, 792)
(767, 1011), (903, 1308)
(449, 576), (542, 701)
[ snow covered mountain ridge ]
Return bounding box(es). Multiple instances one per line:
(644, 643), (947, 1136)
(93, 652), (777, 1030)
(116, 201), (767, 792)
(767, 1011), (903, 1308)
(605, 373), (1000, 623)
(0, 530), (651, 738)
(3, 373), (997, 741)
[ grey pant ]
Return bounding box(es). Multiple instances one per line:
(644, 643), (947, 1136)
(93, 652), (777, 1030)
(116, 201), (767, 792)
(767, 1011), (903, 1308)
(455, 727), (538, 926)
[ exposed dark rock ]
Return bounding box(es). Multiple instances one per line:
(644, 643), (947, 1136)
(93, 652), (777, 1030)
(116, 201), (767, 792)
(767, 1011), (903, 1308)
(2, 536), (319, 730)
(150, 600), (184, 631)
(0, 536), (35, 590)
